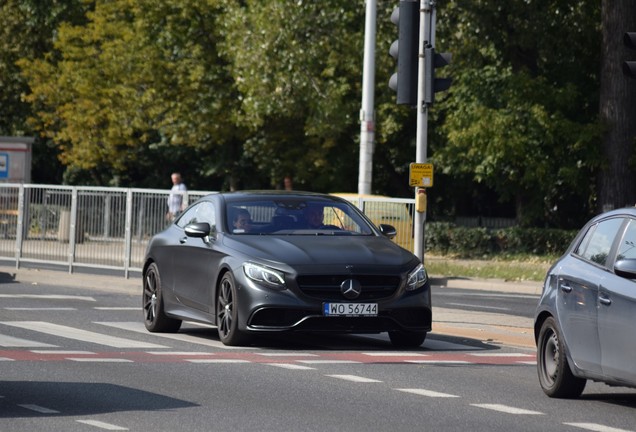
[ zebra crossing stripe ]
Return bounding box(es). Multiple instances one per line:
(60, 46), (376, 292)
(0, 321), (166, 348)
(96, 321), (250, 350)
(0, 294), (95, 302)
(0, 333), (57, 348)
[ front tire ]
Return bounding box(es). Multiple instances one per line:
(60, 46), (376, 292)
(537, 317), (586, 398)
(389, 331), (427, 348)
(217, 272), (249, 346)
(143, 262), (182, 332)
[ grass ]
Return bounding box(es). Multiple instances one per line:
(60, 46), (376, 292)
(423, 253), (558, 282)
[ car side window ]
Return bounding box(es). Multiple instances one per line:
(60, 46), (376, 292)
(176, 202), (216, 230)
(575, 218), (624, 266)
(616, 219), (636, 260)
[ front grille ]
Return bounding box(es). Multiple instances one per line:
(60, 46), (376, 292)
(296, 274), (401, 301)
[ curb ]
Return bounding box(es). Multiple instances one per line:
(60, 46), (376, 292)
(430, 275), (543, 295)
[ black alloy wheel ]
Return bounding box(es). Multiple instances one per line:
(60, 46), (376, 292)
(216, 272), (249, 346)
(537, 316), (586, 398)
(143, 262), (182, 332)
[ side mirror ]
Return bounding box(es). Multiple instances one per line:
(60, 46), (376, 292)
(614, 258), (636, 279)
(185, 222), (211, 238)
(378, 223), (397, 239)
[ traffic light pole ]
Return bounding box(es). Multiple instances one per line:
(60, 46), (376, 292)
(413, 0), (435, 261)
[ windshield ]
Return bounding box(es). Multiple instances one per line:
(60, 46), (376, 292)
(226, 199), (375, 236)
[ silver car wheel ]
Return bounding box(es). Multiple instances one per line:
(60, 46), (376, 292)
(142, 262), (182, 333)
(216, 272), (249, 346)
(542, 331), (559, 381)
(537, 316), (586, 398)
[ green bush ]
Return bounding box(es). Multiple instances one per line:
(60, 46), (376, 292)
(425, 222), (577, 257)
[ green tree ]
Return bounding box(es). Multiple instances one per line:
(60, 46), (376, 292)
(20, 0), (249, 187)
(220, 0), (365, 191)
(429, 0), (602, 227)
(0, 0), (89, 183)
(598, 0), (636, 211)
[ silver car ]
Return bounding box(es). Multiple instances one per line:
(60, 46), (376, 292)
(535, 207), (636, 398)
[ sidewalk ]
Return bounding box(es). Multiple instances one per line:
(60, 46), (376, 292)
(0, 265), (139, 294)
(430, 275), (539, 349)
(0, 265), (539, 350)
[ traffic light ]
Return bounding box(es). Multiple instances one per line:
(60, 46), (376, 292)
(424, 46), (452, 104)
(624, 32), (636, 79)
(389, 0), (419, 106)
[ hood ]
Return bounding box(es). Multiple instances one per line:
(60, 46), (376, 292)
(222, 234), (417, 269)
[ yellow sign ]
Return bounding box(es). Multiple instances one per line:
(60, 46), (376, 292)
(409, 163), (434, 187)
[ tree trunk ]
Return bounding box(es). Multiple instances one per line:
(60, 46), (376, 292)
(598, 0), (636, 212)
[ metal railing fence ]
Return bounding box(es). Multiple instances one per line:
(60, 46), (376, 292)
(0, 184), (417, 278)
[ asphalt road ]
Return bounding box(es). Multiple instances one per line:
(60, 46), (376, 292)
(2, 267), (635, 431)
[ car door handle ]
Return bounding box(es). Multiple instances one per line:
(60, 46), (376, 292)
(599, 296), (612, 306)
(559, 284), (572, 293)
(179, 237), (188, 244)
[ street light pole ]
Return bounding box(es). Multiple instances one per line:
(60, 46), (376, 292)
(358, 0), (377, 195)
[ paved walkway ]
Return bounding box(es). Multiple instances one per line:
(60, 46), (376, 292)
(0, 265), (539, 350)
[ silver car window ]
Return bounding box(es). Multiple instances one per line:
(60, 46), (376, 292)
(616, 219), (636, 260)
(575, 218), (624, 266)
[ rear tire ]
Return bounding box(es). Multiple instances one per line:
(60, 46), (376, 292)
(388, 331), (427, 348)
(217, 272), (250, 346)
(537, 317), (586, 398)
(142, 262), (182, 333)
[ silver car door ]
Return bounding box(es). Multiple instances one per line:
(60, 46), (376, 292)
(598, 219), (636, 382)
(557, 217), (624, 374)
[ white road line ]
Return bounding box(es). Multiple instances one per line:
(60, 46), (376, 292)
(18, 404), (60, 414)
(0, 321), (166, 348)
(76, 419), (128, 430)
(266, 363), (316, 370)
(0, 357), (14, 361)
(96, 321), (249, 350)
(471, 404), (544, 415)
(297, 360), (361, 364)
(518, 361), (537, 365)
(257, 353), (319, 357)
(424, 339), (484, 351)
(31, 350), (95, 355)
(405, 360), (471, 364)
(187, 359), (250, 364)
(94, 307), (138, 311)
(447, 302), (510, 311)
(469, 353), (534, 357)
(0, 334), (57, 348)
(563, 423), (634, 432)
(362, 352), (429, 357)
(394, 388), (460, 398)
(326, 374), (382, 383)
(5, 308), (77, 311)
(146, 351), (215, 356)
(0, 294), (96, 301)
(68, 358), (133, 363)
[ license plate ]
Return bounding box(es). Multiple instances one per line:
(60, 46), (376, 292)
(323, 303), (378, 317)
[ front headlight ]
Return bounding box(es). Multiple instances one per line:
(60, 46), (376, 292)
(243, 262), (286, 289)
(406, 263), (427, 291)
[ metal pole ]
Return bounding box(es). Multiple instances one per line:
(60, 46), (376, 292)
(413, 0), (434, 261)
(358, 0), (377, 195)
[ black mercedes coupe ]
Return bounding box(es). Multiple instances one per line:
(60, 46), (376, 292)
(142, 191), (431, 347)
